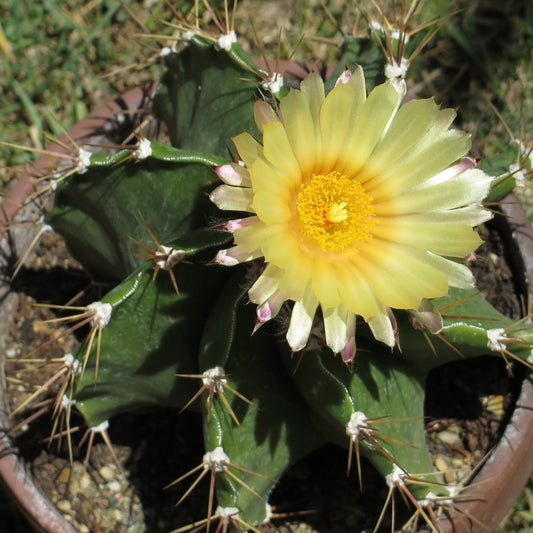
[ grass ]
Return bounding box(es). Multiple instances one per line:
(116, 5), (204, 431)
(1, 0), (533, 531)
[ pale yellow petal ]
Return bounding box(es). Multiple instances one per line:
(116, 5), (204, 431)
(369, 98), (441, 167)
(349, 241), (449, 308)
(337, 262), (380, 319)
(374, 168), (492, 216)
(209, 184), (253, 212)
(423, 252), (475, 289)
(262, 121), (302, 184)
(320, 83), (364, 171)
(339, 82), (400, 177)
(278, 249), (313, 302)
(280, 89), (318, 177)
(252, 190), (292, 224)
(368, 129), (471, 200)
(311, 258), (341, 308)
(368, 311), (395, 347)
(249, 156), (297, 192)
(234, 221), (279, 252)
(323, 305), (350, 354)
(254, 99), (279, 132)
(261, 225), (300, 268)
(372, 217), (483, 257)
(248, 263), (282, 304)
(232, 132), (262, 168)
(300, 72), (325, 129)
(347, 66), (366, 97)
(287, 289), (318, 351)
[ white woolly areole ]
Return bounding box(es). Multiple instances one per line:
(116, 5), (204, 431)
(217, 30), (237, 51)
(203, 446), (230, 471)
(60, 393), (76, 409)
(182, 30), (195, 42)
(345, 411), (369, 439)
(385, 464), (406, 488)
(76, 148), (92, 174)
(418, 490), (454, 507)
(385, 57), (409, 80)
(91, 420), (110, 433)
(216, 506), (239, 522)
(133, 138), (152, 160)
(156, 246), (185, 270)
(487, 328), (507, 351)
(262, 72), (284, 94)
(446, 484), (460, 498)
(63, 353), (82, 375)
(88, 301), (113, 328)
(202, 366), (227, 390)
(159, 47), (172, 57)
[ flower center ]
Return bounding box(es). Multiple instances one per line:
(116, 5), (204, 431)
(296, 171), (376, 252)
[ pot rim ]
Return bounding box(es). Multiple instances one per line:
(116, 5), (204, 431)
(0, 74), (532, 533)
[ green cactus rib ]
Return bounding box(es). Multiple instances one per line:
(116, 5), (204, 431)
(428, 287), (533, 368)
(47, 158), (221, 282)
(152, 43), (261, 156)
(72, 261), (229, 427)
(199, 271), (326, 526)
(283, 345), (438, 501)
(87, 143), (228, 168)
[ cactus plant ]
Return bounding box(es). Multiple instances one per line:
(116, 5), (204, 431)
(5, 1), (533, 531)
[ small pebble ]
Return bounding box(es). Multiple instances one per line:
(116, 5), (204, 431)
(436, 423), (462, 446)
(107, 480), (121, 492)
(56, 499), (72, 513)
(57, 466), (71, 484)
(99, 465), (115, 482)
(434, 454), (450, 472)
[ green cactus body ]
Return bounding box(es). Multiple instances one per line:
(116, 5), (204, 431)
(33, 29), (533, 532)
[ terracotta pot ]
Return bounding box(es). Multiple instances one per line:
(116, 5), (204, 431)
(1, 77), (532, 533)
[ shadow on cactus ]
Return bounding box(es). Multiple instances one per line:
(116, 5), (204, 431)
(7, 3), (533, 532)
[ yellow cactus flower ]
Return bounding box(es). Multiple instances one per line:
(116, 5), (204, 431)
(210, 68), (492, 361)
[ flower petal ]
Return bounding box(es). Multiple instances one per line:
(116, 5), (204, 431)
(368, 129), (471, 199)
(249, 263), (282, 304)
(423, 252), (475, 289)
(262, 121), (302, 184)
(311, 258), (341, 308)
(280, 88), (319, 177)
(337, 262), (381, 319)
(232, 132), (263, 168)
(287, 290), (318, 351)
(339, 82), (400, 177)
(323, 305), (349, 353)
(368, 310), (396, 347)
(210, 184), (253, 212)
(215, 163), (251, 187)
(372, 217), (483, 257)
(375, 168), (492, 216)
(369, 98), (444, 167)
(254, 99), (279, 132)
(320, 82), (365, 171)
